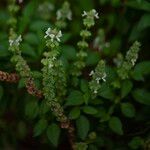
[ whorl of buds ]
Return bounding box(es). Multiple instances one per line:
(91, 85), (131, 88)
(82, 9), (99, 28)
(89, 60), (106, 95)
(26, 78), (43, 99)
(117, 41), (141, 79)
(0, 71), (19, 83)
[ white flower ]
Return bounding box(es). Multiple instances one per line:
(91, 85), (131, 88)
(131, 59), (136, 66)
(95, 77), (100, 84)
(44, 27), (62, 42)
(102, 73), (106, 82)
(92, 9), (99, 19)
(56, 30), (62, 42)
(52, 56), (56, 61)
(67, 11), (72, 20)
(57, 10), (72, 20)
(89, 70), (94, 76)
(56, 10), (62, 20)
(9, 39), (14, 47)
(9, 35), (22, 47)
(82, 9), (99, 19)
(94, 90), (98, 94)
(49, 63), (53, 68)
(82, 11), (87, 17)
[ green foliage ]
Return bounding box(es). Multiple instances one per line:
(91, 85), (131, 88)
(76, 115), (90, 140)
(33, 118), (48, 137)
(121, 103), (135, 118)
(0, 0), (149, 149)
(109, 116), (123, 135)
(47, 123), (61, 147)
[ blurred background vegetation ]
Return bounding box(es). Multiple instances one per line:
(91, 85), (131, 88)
(0, 0), (150, 149)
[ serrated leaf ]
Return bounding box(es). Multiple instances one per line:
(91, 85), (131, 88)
(132, 89), (150, 105)
(47, 123), (60, 147)
(69, 107), (80, 119)
(83, 106), (98, 115)
(76, 115), (90, 140)
(121, 80), (133, 98)
(33, 119), (48, 137)
(109, 116), (123, 135)
(66, 90), (84, 106)
(121, 103), (135, 118)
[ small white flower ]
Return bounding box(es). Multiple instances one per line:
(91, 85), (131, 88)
(67, 11), (72, 20)
(96, 77), (100, 84)
(92, 9), (99, 19)
(57, 10), (72, 20)
(131, 59), (136, 66)
(9, 35), (22, 47)
(102, 73), (106, 82)
(56, 10), (62, 20)
(52, 56), (56, 61)
(82, 9), (99, 19)
(49, 63), (53, 68)
(44, 28), (62, 42)
(9, 40), (14, 46)
(44, 27), (51, 39)
(89, 70), (94, 76)
(82, 11), (87, 17)
(56, 31), (62, 42)
(94, 90), (98, 94)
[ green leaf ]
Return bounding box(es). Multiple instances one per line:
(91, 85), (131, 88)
(69, 107), (80, 119)
(21, 43), (37, 57)
(66, 90), (84, 106)
(109, 116), (123, 135)
(25, 101), (39, 119)
(33, 119), (48, 137)
(132, 89), (150, 105)
(121, 103), (135, 118)
(132, 61), (150, 80)
(128, 137), (144, 149)
(19, 1), (37, 33)
(137, 14), (150, 31)
(86, 51), (100, 66)
(83, 106), (98, 115)
(121, 80), (133, 98)
(30, 20), (51, 31)
(61, 45), (76, 60)
(99, 83), (115, 100)
(39, 101), (50, 115)
(24, 33), (39, 45)
(18, 78), (26, 89)
(126, 1), (150, 12)
(80, 79), (89, 93)
(76, 115), (90, 140)
(47, 123), (61, 147)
